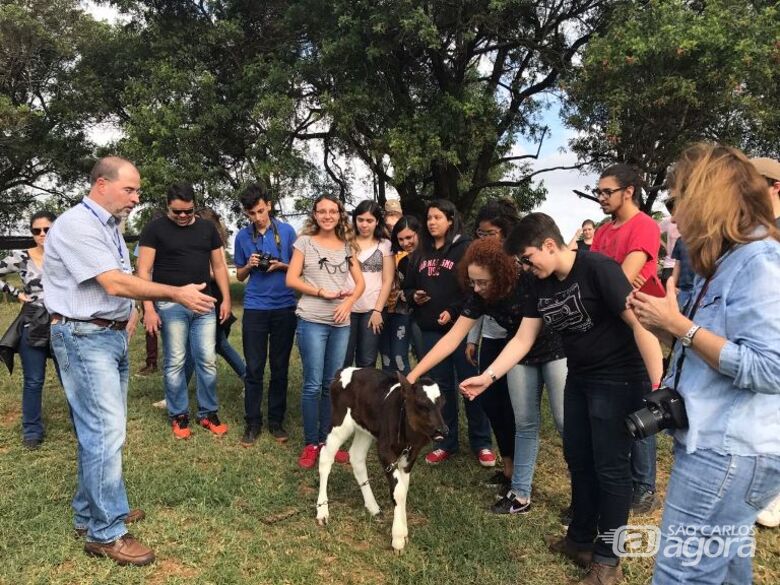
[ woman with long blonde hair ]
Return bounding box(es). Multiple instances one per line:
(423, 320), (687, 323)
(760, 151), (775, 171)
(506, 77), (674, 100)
(286, 194), (365, 469)
(630, 143), (780, 585)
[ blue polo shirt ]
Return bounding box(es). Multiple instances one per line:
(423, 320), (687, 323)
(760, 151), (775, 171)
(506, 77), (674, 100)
(234, 219), (297, 310)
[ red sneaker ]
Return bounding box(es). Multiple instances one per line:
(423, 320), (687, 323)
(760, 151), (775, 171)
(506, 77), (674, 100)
(298, 444), (320, 469)
(477, 448), (496, 468)
(172, 415), (191, 440)
(199, 413), (228, 436)
(425, 448), (451, 465)
(319, 443), (350, 464)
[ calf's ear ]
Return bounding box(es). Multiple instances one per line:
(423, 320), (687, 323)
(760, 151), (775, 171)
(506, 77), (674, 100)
(396, 371), (413, 396)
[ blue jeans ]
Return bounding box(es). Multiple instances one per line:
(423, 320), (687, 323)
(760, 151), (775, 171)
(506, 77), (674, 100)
(296, 319), (350, 445)
(243, 308), (297, 427)
(217, 328), (246, 379)
(420, 329), (492, 454)
(506, 358), (567, 499)
(564, 375), (649, 564)
(344, 311), (381, 367)
(50, 321), (131, 543)
(157, 302), (219, 419)
(653, 444), (780, 585)
(379, 312), (411, 374)
(18, 326), (54, 441)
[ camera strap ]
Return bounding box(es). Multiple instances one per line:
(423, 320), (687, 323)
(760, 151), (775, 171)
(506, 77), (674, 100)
(671, 275), (713, 390)
(252, 219), (282, 256)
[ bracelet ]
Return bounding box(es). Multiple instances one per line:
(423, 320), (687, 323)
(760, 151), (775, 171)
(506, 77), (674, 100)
(316, 288), (323, 298)
(371, 309), (382, 314)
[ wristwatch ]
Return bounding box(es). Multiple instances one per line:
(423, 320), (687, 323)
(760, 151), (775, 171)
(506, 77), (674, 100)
(485, 367), (497, 382)
(680, 324), (701, 348)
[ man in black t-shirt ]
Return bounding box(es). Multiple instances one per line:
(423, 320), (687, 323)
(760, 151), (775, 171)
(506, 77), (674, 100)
(460, 213), (662, 585)
(137, 183), (231, 439)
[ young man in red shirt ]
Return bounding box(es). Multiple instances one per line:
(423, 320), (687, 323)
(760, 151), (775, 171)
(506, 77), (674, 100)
(590, 164), (662, 515)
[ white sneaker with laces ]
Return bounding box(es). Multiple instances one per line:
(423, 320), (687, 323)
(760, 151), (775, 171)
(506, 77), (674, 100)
(756, 492), (780, 528)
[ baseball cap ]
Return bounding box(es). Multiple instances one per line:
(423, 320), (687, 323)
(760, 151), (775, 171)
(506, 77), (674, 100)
(750, 157), (780, 182)
(384, 199), (403, 216)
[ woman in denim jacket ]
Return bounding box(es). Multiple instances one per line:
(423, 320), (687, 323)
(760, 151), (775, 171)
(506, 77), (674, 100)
(630, 143), (780, 585)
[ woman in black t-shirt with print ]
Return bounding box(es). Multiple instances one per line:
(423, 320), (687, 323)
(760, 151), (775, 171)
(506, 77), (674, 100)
(460, 213), (663, 583)
(407, 237), (566, 515)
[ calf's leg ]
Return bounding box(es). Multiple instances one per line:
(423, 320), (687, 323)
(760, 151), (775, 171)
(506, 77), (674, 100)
(349, 429), (380, 516)
(316, 412), (355, 524)
(389, 457), (410, 552)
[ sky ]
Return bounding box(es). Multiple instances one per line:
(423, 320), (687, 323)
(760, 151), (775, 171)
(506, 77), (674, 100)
(83, 2), (603, 242)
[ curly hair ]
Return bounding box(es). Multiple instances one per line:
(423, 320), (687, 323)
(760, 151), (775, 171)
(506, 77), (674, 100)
(458, 238), (516, 303)
(300, 194), (358, 252)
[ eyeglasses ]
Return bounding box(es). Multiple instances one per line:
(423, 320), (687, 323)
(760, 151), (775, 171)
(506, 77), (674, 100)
(315, 209), (340, 217)
(169, 207), (195, 216)
(468, 278), (492, 289)
(476, 229), (501, 239)
(515, 255), (534, 267)
(31, 227), (50, 236)
(592, 187), (626, 199)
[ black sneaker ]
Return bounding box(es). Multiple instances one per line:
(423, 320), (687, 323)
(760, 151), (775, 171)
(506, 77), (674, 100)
(240, 425), (261, 447)
(631, 487), (661, 515)
(490, 491), (532, 515)
(484, 470), (511, 489)
(268, 424), (288, 443)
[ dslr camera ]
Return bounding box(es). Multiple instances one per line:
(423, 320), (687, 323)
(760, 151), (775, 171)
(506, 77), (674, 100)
(625, 386), (688, 440)
(253, 252), (279, 272)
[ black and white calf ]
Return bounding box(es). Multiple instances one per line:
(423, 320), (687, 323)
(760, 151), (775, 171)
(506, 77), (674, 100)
(316, 367), (447, 552)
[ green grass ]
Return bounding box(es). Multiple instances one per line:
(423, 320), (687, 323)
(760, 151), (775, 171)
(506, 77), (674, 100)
(0, 299), (777, 585)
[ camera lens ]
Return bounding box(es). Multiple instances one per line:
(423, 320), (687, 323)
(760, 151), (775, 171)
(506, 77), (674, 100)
(625, 407), (663, 440)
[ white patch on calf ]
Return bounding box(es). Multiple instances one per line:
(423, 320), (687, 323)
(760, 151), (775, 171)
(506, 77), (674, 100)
(384, 383), (400, 401)
(422, 383), (441, 403)
(339, 367), (359, 389)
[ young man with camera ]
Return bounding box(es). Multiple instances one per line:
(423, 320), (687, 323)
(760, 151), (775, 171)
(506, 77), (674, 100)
(234, 184), (297, 447)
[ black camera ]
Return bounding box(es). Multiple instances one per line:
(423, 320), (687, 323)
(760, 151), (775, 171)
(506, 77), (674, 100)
(253, 252), (278, 272)
(625, 386), (689, 440)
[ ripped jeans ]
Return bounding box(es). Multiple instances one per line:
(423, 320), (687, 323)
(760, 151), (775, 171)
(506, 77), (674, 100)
(378, 312), (411, 375)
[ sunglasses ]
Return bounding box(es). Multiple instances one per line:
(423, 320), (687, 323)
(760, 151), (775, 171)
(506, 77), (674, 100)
(516, 255), (533, 267)
(31, 227), (50, 236)
(592, 187), (626, 199)
(170, 207), (195, 216)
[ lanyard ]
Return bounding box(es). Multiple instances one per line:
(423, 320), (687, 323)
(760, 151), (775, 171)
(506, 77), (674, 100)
(252, 219), (282, 256)
(81, 201), (127, 269)
(671, 274), (714, 390)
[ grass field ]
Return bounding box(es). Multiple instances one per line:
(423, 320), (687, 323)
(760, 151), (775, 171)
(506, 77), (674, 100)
(0, 297), (777, 585)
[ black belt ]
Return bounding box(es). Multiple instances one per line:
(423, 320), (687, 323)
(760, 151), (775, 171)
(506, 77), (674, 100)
(51, 313), (128, 331)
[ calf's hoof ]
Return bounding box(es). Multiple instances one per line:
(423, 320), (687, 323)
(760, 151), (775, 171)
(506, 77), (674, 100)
(391, 536), (408, 552)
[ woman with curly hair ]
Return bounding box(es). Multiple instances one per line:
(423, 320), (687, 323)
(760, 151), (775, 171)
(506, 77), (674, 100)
(407, 236), (566, 514)
(286, 194), (365, 468)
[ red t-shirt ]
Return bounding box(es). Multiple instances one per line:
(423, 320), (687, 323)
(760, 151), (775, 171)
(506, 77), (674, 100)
(591, 212), (664, 297)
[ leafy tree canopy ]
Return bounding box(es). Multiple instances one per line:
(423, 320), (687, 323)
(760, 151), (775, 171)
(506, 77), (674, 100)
(563, 0), (780, 211)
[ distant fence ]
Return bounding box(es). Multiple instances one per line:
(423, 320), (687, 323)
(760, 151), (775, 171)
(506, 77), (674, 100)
(0, 235), (140, 251)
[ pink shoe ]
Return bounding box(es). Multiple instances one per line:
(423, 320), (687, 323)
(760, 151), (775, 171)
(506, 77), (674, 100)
(298, 444), (320, 469)
(425, 448), (451, 465)
(477, 448), (496, 468)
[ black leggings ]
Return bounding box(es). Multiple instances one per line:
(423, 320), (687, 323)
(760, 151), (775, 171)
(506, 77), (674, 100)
(475, 337), (516, 459)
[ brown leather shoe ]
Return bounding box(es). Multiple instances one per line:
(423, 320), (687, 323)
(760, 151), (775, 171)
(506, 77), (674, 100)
(544, 535), (594, 568)
(74, 508), (146, 538)
(572, 562), (623, 585)
(84, 533), (155, 566)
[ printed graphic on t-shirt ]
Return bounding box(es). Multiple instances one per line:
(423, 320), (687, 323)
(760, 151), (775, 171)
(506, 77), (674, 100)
(538, 283), (593, 333)
(360, 246), (384, 272)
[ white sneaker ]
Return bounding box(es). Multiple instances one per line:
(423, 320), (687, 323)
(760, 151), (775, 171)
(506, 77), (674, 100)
(756, 492), (780, 528)
(152, 399), (167, 409)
